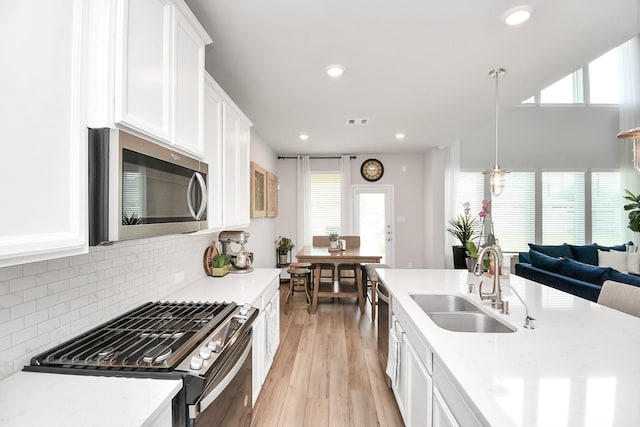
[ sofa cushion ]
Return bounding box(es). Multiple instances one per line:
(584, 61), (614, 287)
(529, 250), (564, 272)
(528, 243), (574, 259)
(559, 257), (611, 285)
(596, 242), (631, 252)
(628, 252), (640, 274)
(605, 270), (640, 288)
(598, 249), (628, 273)
(519, 251), (531, 264)
(515, 263), (602, 302)
(569, 244), (598, 265)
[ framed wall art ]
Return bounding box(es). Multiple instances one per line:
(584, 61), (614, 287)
(250, 161), (267, 218)
(266, 172), (278, 217)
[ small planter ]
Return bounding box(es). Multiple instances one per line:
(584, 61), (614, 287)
(278, 252), (289, 265)
(211, 265), (230, 277)
(452, 245), (468, 269)
(330, 241), (338, 249)
(466, 257), (477, 273)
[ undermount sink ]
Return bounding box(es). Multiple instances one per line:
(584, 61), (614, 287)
(410, 294), (479, 313)
(409, 294), (515, 333)
(427, 312), (516, 333)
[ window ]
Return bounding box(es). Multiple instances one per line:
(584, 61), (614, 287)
(310, 172), (341, 236)
(542, 172), (585, 245)
(455, 172), (484, 217)
(540, 70), (584, 104)
(592, 172), (623, 244)
(589, 48), (620, 104)
(492, 172), (535, 252)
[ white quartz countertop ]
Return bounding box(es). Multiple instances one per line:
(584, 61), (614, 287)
(164, 268), (280, 308)
(0, 371), (181, 427)
(378, 269), (640, 427)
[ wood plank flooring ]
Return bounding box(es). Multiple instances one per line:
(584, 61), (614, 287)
(252, 284), (403, 427)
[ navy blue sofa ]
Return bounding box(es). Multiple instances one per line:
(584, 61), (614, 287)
(515, 242), (640, 302)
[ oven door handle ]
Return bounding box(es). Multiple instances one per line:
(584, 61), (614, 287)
(191, 336), (252, 417)
(187, 172), (208, 220)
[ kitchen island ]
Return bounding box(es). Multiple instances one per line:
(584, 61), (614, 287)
(379, 269), (640, 426)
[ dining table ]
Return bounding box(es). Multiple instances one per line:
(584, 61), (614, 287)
(295, 245), (382, 314)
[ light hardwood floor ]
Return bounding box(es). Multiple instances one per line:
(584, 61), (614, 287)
(252, 284), (404, 427)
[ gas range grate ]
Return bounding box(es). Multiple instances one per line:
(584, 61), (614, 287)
(30, 301), (236, 371)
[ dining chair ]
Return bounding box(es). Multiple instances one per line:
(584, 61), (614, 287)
(597, 280), (640, 318)
(337, 236), (361, 284)
(311, 235), (335, 284)
(364, 263), (390, 321)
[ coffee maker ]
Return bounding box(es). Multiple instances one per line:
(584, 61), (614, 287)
(218, 230), (253, 273)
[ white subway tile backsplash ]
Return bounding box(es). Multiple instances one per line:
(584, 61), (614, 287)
(0, 232), (212, 380)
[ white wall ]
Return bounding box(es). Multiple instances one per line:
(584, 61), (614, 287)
(460, 106), (620, 169)
(275, 153), (426, 268)
(246, 132), (278, 268)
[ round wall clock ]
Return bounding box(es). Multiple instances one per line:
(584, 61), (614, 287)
(361, 158), (384, 182)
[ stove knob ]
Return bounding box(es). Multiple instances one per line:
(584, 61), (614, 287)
(199, 347), (212, 360)
(208, 341), (219, 352)
(190, 356), (204, 370)
(240, 303), (251, 316)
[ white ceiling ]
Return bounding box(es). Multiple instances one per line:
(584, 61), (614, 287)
(186, 0), (640, 155)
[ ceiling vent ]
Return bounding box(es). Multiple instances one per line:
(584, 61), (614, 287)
(347, 118), (369, 126)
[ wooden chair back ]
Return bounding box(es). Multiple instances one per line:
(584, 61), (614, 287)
(340, 236), (360, 249)
(312, 236), (330, 247)
(597, 280), (640, 318)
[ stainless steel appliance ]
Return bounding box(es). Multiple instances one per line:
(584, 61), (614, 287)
(377, 281), (391, 387)
(218, 230), (254, 273)
(25, 301), (257, 427)
(89, 128), (208, 245)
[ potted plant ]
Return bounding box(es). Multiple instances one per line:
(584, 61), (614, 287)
(275, 236), (294, 264)
(465, 241), (479, 273)
(624, 189), (640, 235)
(211, 253), (231, 277)
(447, 202), (480, 269)
(328, 232), (340, 249)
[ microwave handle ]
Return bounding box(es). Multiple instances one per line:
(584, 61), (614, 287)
(187, 172), (208, 220)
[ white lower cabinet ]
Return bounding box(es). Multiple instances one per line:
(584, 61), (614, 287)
(251, 277), (280, 406)
(391, 312), (433, 427)
(433, 387), (460, 427)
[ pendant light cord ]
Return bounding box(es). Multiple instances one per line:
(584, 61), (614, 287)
(494, 69), (500, 168)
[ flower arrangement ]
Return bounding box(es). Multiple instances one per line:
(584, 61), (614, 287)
(328, 232), (340, 242)
(447, 202), (480, 247)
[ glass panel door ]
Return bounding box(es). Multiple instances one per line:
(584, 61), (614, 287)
(353, 185), (394, 266)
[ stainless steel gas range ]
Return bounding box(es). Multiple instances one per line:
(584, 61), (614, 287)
(24, 301), (257, 427)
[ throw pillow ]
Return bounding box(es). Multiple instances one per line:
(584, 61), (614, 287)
(529, 250), (564, 272)
(598, 249), (628, 273)
(628, 252), (640, 274)
(528, 243), (574, 259)
(560, 258), (611, 285)
(595, 242), (632, 252)
(568, 244), (598, 265)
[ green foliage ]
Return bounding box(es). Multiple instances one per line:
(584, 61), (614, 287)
(624, 189), (640, 232)
(275, 236), (294, 254)
(122, 212), (141, 225)
(466, 241), (479, 259)
(447, 214), (480, 247)
(328, 232), (340, 241)
(212, 253), (231, 268)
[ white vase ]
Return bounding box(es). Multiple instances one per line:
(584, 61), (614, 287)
(330, 241), (338, 249)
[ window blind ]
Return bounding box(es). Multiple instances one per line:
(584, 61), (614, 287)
(592, 172), (623, 245)
(542, 172), (585, 245)
(455, 172), (484, 218)
(310, 173), (341, 236)
(492, 172), (535, 252)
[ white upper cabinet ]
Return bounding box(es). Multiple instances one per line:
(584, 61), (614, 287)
(91, 0), (211, 156)
(204, 73), (252, 229)
(114, 0), (172, 142)
(0, 0), (89, 267)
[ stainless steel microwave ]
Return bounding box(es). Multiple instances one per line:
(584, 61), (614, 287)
(88, 128), (208, 245)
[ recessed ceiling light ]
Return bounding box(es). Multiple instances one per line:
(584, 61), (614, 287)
(502, 6), (533, 26)
(395, 133), (405, 140)
(326, 64), (345, 77)
(299, 134), (309, 141)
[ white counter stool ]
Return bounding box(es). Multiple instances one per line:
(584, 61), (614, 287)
(364, 263), (390, 321)
(286, 267), (311, 313)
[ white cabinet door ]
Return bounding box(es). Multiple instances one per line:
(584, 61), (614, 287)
(115, 0), (172, 142)
(390, 317), (408, 423)
(173, 9), (205, 156)
(265, 284), (281, 372)
(252, 309), (266, 407)
(0, 0), (88, 268)
(204, 74), (224, 229)
(222, 104), (251, 227)
(235, 118), (251, 226)
(407, 338), (433, 427)
(433, 388), (460, 427)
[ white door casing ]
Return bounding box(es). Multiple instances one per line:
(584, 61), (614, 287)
(353, 185), (395, 266)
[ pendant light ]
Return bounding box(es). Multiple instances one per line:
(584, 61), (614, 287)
(617, 128), (640, 173)
(484, 68), (510, 196)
